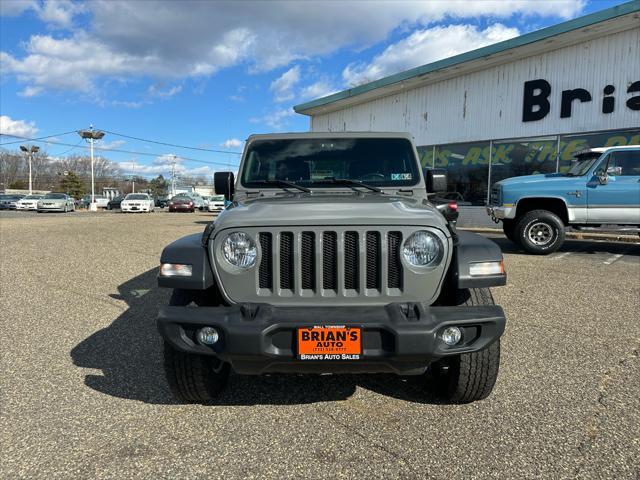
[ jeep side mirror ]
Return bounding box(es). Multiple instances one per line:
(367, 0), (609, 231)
(214, 171), (235, 201)
(424, 168), (448, 194)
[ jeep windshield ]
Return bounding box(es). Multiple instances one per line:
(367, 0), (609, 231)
(241, 138), (420, 189)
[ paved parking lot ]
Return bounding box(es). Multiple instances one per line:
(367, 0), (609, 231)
(1, 211), (638, 479)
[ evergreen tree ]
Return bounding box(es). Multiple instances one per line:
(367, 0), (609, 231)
(60, 171), (84, 198)
(149, 174), (169, 197)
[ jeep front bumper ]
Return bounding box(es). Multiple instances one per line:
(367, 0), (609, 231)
(157, 303), (505, 375)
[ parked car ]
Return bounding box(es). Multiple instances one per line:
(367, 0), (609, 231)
(487, 145), (640, 254)
(16, 194), (44, 211)
(189, 193), (206, 210)
(37, 193), (75, 213)
(0, 194), (25, 210)
(167, 195), (195, 212)
(207, 194), (226, 213)
(156, 132), (507, 405)
(79, 194), (109, 209)
(107, 195), (124, 210)
(154, 196), (170, 208)
(121, 193), (155, 213)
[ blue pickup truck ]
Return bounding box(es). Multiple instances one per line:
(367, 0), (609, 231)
(487, 145), (640, 254)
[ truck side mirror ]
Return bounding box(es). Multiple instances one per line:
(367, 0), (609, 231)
(424, 168), (448, 194)
(214, 171), (235, 201)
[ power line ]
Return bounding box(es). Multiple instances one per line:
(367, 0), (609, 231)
(0, 131), (78, 146)
(0, 134), (239, 167)
(97, 128), (242, 155)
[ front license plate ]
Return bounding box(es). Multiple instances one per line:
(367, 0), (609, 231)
(297, 326), (361, 360)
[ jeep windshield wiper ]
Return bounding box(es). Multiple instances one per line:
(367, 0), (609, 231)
(320, 177), (382, 193)
(252, 180), (311, 193)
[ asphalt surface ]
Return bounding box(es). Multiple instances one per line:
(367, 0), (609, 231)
(1, 209), (638, 479)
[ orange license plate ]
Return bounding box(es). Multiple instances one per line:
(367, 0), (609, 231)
(297, 326), (361, 360)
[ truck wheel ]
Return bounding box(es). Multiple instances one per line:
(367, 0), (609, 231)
(431, 288), (501, 403)
(502, 219), (517, 243)
(515, 210), (565, 254)
(163, 289), (230, 404)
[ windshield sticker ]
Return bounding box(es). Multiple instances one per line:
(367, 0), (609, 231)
(391, 173), (412, 181)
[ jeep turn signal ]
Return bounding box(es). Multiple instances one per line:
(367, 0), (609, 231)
(469, 261), (504, 276)
(160, 263), (193, 277)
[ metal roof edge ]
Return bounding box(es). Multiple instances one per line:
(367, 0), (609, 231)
(294, 1), (640, 115)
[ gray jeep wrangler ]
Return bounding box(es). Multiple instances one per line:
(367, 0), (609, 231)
(157, 132), (507, 404)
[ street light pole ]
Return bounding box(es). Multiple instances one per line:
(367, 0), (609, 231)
(20, 145), (40, 195)
(78, 126), (105, 211)
(131, 161), (135, 193)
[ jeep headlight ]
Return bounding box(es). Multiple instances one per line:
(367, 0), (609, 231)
(402, 231), (443, 267)
(222, 232), (257, 269)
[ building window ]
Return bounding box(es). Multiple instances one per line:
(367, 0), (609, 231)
(490, 137), (558, 187)
(431, 142), (490, 205)
(558, 129), (640, 173)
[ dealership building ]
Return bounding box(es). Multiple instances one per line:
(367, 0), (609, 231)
(294, 2), (640, 205)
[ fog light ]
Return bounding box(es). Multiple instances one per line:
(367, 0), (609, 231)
(441, 326), (462, 346)
(197, 327), (219, 345)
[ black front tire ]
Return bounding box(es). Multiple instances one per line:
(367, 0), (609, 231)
(163, 289), (230, 404)
(502, 219), (517, 243)
(515, 209), (565, 255)
(431, 288), (501, 404)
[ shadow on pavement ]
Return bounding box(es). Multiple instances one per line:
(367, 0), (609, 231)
(486, 235), (640, 257)
(70, 267), (446, 406)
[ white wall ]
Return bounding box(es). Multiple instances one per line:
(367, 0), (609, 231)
(311, 27), (640, 146)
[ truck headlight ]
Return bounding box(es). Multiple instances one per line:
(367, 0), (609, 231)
(222, 232), (257, 269)
(402, 231), (443, 267)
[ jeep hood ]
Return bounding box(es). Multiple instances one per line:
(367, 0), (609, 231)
(213, 194), (448, 231)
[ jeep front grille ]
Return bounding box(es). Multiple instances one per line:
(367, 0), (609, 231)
(256, 228), (404, 296)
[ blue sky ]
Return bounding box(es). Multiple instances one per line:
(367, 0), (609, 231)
(0, 0), (626, 178)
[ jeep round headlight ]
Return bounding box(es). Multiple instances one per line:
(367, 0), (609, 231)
(402, 231), (443, 267)
(222, 232), (257, 269)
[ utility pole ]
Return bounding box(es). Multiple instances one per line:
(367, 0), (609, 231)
(131, 161), (136, 193)
(20, 145), (40, 195)
(78, 126), (105, 211)
(170, 155), (177, 196)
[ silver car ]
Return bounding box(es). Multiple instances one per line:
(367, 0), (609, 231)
(37, 193), (76, 213)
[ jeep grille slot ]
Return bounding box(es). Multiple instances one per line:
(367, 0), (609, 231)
(344, 231), (359, 291)
(258, 233), (273, 289)
(301, 232), (315, 290)
(279, 232), (294, 290)
(322, 232), (338, 291)
(387, 231), (403, 289)
(366, 232), (381, 291)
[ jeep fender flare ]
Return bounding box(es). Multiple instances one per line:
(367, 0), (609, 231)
(453, 231), (506, 289)
(158, 233), (214, 290)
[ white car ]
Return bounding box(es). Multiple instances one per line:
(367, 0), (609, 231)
(16, 194), (43, 210)
(207, 194), (226, 212)
(121, 193), (155, 213)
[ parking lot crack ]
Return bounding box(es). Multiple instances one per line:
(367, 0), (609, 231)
(573, 341), (640, 476)
(317, 405), (431, 479)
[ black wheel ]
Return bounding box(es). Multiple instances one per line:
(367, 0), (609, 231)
(430, 288), (501, 403)
(107, 204), (112, 210)
(502, 219), (517, 243)
(515, 209), (565, 255)
(163, 289), (229, 403)
(63, 205), (68, 213)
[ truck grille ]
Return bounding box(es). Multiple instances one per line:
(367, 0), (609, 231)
(489, 184), (501, 206)
(256, 229), (404, 296)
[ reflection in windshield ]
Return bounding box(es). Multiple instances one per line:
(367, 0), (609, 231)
(566, 158), (598, 176)
(125, 194), (149, 200)
(44, 194), (66, 199)
(241, 138), (419, 188)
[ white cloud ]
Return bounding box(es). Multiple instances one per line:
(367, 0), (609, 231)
(343, 23), (520, 86)
(300, 80), (338, 101)
(117, 160), (215, 178)
(99, 139), (126, 150)
(147, 84), (182, 98)
(0, 0), (38, 17)
(270, 66), (301, 102)
(250, 108), (295, 130)
(1, 1), (584, 96)
(220, 138), (243, 149)
(0, 115), (39, 138)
